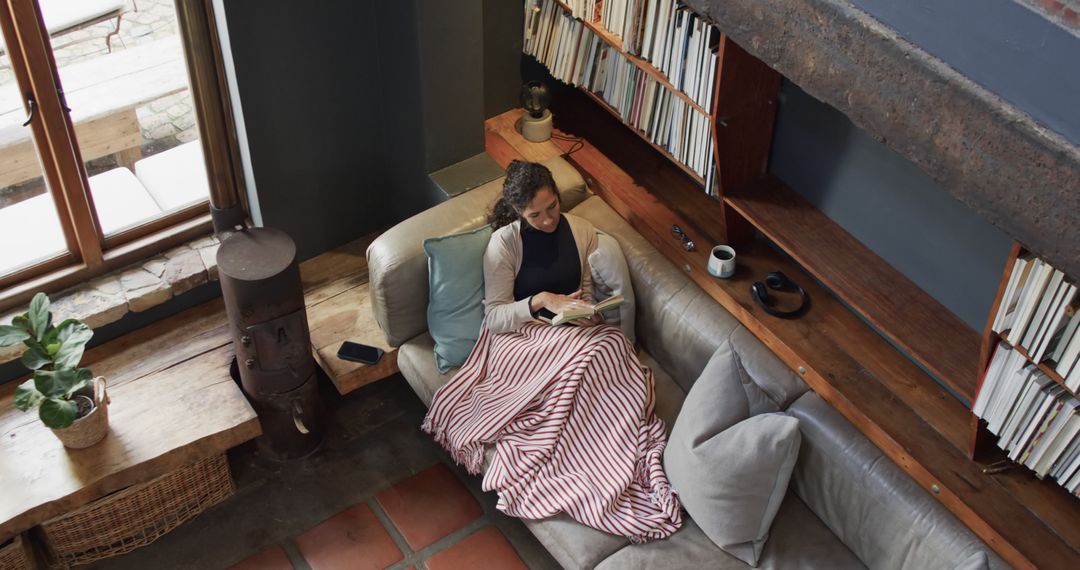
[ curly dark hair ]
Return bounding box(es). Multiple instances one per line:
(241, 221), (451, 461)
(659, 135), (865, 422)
(488, 160), (559, 229)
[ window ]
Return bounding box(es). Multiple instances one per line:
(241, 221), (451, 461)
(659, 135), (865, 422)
(0, 0), (242, 311)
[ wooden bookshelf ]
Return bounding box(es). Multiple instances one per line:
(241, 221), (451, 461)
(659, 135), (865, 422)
(579, 87), (705, 184)
(537, 0), (763, 189)
(553, 0), (710, 115)
(724, 178), (982, 403)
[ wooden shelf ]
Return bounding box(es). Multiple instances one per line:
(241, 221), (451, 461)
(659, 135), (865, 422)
(578, 88), (706, 184)
(723, 177), (982, 404)
(553, 0), (710, 116)
(995, 332), (1077, 399)
(485, 106), (1080, 569)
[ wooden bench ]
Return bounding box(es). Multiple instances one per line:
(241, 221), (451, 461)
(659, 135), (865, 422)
(0, 0), (127, 56)
(0, 36), (187, 188)
(301, 236), (399, 395)
(0, 298), (260, 544)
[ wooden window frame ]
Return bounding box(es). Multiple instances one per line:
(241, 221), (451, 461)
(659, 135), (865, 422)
(0, 0), (243, 313)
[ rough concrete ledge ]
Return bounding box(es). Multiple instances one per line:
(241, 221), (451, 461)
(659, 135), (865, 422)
(0, 235), (220, 363)
(686, 0), (1080, 277)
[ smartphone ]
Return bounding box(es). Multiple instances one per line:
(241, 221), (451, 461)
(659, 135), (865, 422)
(336, 341), (384, 364)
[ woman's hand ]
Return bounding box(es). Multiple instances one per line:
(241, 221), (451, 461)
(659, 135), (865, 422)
(531, 290), (597, 324)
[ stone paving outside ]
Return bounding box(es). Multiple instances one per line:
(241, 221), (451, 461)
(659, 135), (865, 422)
(0, 0), (196, 207)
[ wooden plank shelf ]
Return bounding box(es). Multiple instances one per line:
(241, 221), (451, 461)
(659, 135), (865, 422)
(723, 177), (982, 404)
(995, 333), (1077, 399)
(300, 234), (399, 395)
(485, 106), (1080, 570)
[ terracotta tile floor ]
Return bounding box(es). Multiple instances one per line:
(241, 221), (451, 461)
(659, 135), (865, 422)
(235, 464), (527, 570)
(91, 376), (559, 569)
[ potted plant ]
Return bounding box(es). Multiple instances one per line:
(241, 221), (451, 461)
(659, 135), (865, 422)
(0, 292), (109, 448)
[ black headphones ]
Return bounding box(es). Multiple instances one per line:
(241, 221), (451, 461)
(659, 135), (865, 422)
(750, 271), (809, 319)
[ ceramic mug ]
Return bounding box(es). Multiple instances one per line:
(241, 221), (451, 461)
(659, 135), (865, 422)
(708, 245), (736, 278)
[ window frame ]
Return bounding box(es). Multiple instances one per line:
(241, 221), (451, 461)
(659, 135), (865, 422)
(0, 0), (244, 312)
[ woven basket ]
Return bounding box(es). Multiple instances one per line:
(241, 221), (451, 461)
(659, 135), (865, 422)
(41, 454), (234, 567)
(0, 534), (32, 570)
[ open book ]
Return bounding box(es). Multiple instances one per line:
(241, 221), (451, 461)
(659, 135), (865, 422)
(549, 295), (625, 326)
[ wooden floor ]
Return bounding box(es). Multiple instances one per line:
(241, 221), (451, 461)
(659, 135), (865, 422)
(484, 102), (1080, 569)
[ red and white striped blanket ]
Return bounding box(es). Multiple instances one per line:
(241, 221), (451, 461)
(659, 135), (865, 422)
(422, 322), (682, 543)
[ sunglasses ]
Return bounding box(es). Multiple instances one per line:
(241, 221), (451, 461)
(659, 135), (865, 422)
(670, 225), (696, 252)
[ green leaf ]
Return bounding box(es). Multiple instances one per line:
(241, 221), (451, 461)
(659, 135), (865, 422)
(14, 379), (43, 411)
(54, 322), (93, 370)
(39, 397), (77, 429)
(65, 379), (91, 398)
(28, 293), (50, 341)
(76, 368), (92, 381)
(12, 314), (31, 333)
(0, 325), (30, 347)
(46, 342), (61, 356)
(20, 345), (51, 370)
(34, 369), (81, 397)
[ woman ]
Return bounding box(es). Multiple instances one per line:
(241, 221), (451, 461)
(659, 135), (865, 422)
(423, 161), (681, 543)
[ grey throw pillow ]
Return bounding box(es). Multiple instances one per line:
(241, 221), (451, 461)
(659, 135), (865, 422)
(665, 344), (801, 567)
(589, 233), (635, 344)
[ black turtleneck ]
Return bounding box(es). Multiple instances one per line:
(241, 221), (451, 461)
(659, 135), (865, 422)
(513, 215), (581, 305)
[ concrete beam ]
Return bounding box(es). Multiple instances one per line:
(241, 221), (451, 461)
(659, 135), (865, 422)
(686, 0), (1080, 278)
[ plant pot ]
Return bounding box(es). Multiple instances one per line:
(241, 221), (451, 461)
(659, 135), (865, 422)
(51, 377), (110, 449)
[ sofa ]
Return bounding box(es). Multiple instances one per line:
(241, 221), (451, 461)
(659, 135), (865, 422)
(366, 156), (1007, 569)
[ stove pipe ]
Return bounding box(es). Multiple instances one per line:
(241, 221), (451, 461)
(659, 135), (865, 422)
(217, 227), (323, 460)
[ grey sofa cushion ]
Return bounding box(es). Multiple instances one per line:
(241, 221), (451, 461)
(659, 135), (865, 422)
(523, 514), (629, 570)
(596, 494), (865, 570)
(787, 392), (1008, 570)
(367, 156), (591, 347)
(571, 196), (742, 390)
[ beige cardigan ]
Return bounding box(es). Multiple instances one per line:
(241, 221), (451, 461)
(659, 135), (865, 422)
(482, 214), (598, 334)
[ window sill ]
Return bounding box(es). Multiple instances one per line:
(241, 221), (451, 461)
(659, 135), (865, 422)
(0, 233), (221, 364)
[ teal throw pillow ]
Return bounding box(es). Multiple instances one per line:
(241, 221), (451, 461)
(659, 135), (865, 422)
(424, 225), (493, 373)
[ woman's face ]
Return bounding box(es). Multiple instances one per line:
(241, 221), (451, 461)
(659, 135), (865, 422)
(520, 187), (561, 233)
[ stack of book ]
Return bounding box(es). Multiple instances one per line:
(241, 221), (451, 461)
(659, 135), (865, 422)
(523, 0), (721, 185)
(992, 254), (1080, 390)
(974, 342), (1080, 495)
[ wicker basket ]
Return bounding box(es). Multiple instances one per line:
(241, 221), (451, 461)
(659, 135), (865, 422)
(0, 534), (32, 570)
(41, 454), (235, 567)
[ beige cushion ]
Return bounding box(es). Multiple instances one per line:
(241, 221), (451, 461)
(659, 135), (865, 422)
(590, 232), (636, 344)
(134, 141), (210, 212)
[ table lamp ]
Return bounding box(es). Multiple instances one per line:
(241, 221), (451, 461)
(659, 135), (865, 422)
(521, 81), (552, 142)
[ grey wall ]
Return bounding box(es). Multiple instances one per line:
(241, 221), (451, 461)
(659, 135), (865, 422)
(852, 0), (1080, 146)
(483, 0), (525, 118)
(221, 0), (509, 260)
(769, 81), (1013, 330)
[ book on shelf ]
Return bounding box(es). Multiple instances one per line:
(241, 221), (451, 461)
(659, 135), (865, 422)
(976, 301), (1080, 494)
(1020, 269), (1065, 350)
(548, 295), (626, 325)
(993, 254), (1034, 333)
(1033, 283), (1077, 363)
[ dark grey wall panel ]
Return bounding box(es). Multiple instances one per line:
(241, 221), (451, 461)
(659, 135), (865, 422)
(417, 0), (485, 172)
(483, 0), (525, 118)
(221, 1), (392, 260)
(769, 81), (1013, 330)
(853, 0), (1080, 146)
